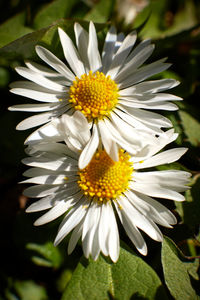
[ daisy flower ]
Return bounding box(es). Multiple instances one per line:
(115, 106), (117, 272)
(9, 21), (181, 164)
(22, 115), (190, 262)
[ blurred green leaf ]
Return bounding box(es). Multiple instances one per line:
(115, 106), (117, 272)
(56, 269), (73, 293)
(0, 19), (107, 66)
(140, 0), (198, 39)
(14, 280), (48, 300)
(0, 12), (32, 49)
(62, 245), (167, 300)
(26, 242), (63, 268)
(33, 0), (78, 29)
(178, 110), (200, 147)
(175, 174), (200, 230)
(84, 0), (114, 23)
(162, 236), (199, 300)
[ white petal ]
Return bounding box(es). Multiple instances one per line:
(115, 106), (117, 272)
(114, 33), (125, 54)
(115, 44), (155, 82)
(9, 102), (65, 112)
(10, 86), (65, 103)
(118, 58), (170, 88)
(25, 61), (65, 77)
(15, 67), (66, 92)
(126, 190), (174, 228)
(114, 202), (147, 255)
(79, 124), (99, 169)
(98, 120), (119, 161)
(22, 157), (77, 173)
(36, 46), (75, 81)
(87, 22), (102, 72)
(34, 199), (73, 225)
(120, 99), (178, 111)
(131, 182), (185, 201)
(134, 148), (188, 169)
(21, 174), (68, 185)
(119, 106), (172, 128)
(23, 184), (62, 198)
(107, 203), (120, 262)
(118, 196), (163, 242)
(98, 203), (110, 256)
(58, 27), (85, 76)
(107, 30), (137, 79)
(74, 23), (90, 72)
(60, 112), (90, 149)
(16, 112), (56, 130)
(131, 191), (177, 225)
(68, 219), (84, 254)
(133, 170), (191, 191)
(102, 26), (117, 73)
(25, 120), (61, 145)
(125, 39), (151, 64)
(26, 198), (54, 212)
(127, 79), (180, 94)
(82, 202), (101, 258)
(54, 198), (87, 246)
(34, 192), (83, 225)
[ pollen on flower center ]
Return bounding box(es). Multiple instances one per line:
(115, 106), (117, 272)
(78, 149), (133, 202)
(69, 71), (119, 121)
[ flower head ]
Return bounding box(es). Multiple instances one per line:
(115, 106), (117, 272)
(22, 116), (190, 262)
(9, 22), (181, 164)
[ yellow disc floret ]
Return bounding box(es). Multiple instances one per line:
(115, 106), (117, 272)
(78, 149), (133, 203)
(69, 71), (119, 121)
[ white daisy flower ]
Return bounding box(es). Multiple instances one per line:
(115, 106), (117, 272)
(22, 120), (190, 262)
(9, 22), (181, 164)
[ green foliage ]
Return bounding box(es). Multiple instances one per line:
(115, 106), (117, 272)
(179, 110), (200, 146)
(84, 0), (115, 23)
(0, 0), (200, 299)
(162, 236), (199, 300)
(138, 0), (198, 39)
(26, 242), (63, 268)
(0, 19), (107, 65)
(0, 12), (32, 49)
(62, 246), (167, 300)
(175, 175), (200, 230)
(5, 280), (48, 300)
(33, 0), (79, 29)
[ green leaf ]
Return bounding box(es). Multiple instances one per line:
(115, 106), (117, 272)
(162, 236), (199, 300)
(178, 110), (200, 146)
(0, 19), (107, 66)
(62, 245), (167, 300)
(139, 0), (198, 39)
(26, 241), (63, 268)
(33, 0), (79, 29)
(84, 0), (115, 23)
(13, 280), (48, 300)
(0, 12), (32, 49)
(175, 174), (200, 230)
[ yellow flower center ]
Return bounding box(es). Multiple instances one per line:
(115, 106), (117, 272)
(78, 149), (133, 202)
(69, 71), (119, 121)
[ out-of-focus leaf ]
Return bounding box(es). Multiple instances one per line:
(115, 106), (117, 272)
(26, 242), (63, 268)
(0, 12), (32, 49)
(175, 174), (200, 230)
(33, 0), (78, 29)
(14, 280), (48, 300)
(140, 0), (198, 39)
(178, 110), (200, 146)
(62, 245), (167, 300)
(0, 19), (107, 66)
(56, 269), (73, 293)
(162, 236), (199, 300)
(84, 0), (114, 23)
(0, 67), (10, 87)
